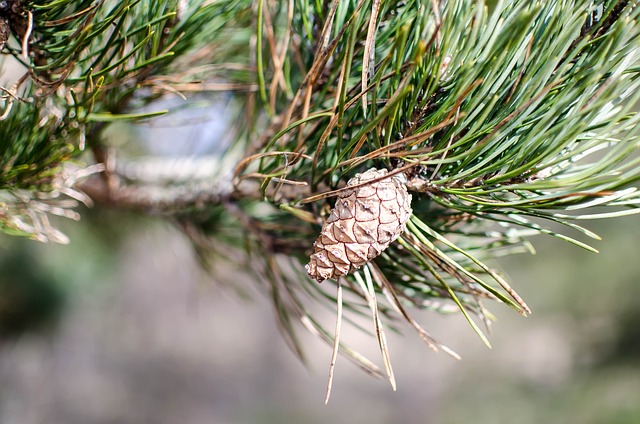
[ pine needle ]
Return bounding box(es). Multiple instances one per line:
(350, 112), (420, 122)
(355, 268), (397, 391)
(325, 278), (343, 404)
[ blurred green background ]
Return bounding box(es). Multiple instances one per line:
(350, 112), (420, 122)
(0, 204), (638, 424)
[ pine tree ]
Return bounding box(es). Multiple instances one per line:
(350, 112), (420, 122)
(1, 0), (639, 396)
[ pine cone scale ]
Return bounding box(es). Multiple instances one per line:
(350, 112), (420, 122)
(306, 168), (412, 282)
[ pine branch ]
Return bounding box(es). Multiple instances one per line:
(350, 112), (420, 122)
(1, 0), (639, 389)
(230, 0), (640, 374)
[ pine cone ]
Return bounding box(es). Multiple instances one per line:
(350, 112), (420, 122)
(306, 168), (412, 282)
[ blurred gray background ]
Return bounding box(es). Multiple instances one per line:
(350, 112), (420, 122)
(1, 200), (639, 424)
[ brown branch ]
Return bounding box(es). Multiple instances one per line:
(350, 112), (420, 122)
(78, 176), (228, 213)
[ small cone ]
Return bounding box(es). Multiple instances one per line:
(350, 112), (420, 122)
(306, 168), (412, 282)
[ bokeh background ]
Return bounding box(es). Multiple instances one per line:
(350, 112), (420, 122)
(1, 190), (639, 424)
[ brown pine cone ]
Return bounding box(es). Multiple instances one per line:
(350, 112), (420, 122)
(306, 168), (412, 282)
